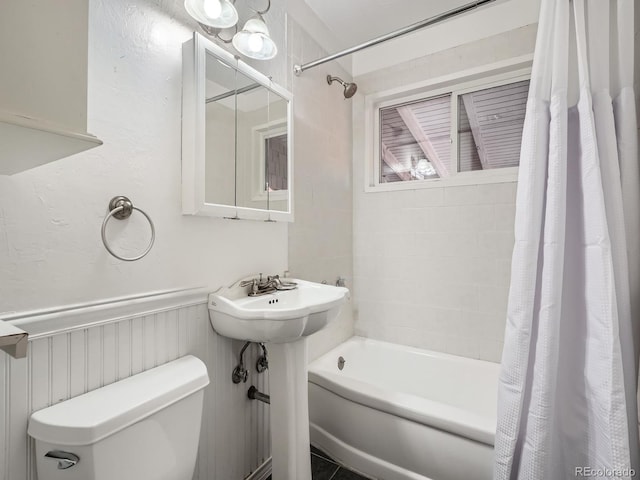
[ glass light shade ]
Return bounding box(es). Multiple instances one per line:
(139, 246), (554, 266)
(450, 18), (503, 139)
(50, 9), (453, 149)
(232, 17), (277, 60)
(184, 0), (238, 29)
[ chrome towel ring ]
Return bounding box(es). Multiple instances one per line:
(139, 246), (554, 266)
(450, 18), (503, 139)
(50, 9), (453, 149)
(101, 196), (155, 262)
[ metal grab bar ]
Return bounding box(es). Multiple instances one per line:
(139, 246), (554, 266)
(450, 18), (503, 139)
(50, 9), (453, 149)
(101, 196), (155, 262)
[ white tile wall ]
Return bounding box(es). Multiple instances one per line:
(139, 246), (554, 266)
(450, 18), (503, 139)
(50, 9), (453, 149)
(353, 183), (516, 363)
(0, 300), (270, 480)
(352, 27), (532, 363)
(287, 19), (355, 362)
(355, 25), (537, 95)
(352, 2), (540, 76)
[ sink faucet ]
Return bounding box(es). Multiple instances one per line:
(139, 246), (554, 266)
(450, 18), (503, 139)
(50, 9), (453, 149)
(240, 274), (297, 296)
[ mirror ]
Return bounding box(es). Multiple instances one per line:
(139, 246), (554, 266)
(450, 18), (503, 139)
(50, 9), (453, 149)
(182, 32), (293, 221)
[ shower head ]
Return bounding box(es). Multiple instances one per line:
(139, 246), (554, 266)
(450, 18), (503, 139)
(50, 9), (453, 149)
(327, 75), (358, 99)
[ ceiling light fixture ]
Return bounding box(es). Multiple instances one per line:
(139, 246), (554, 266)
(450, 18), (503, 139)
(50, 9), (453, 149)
(184, 0), (239, 29)
(184, 0), (277, 60)
(232, 14), (277, 60)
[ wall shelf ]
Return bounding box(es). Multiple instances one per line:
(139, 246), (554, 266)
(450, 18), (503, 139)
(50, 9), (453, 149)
(0, 0), (101, 175)
(0, 110), (102, 175)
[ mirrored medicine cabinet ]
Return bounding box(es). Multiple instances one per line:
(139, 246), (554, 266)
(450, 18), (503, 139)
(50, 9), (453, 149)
(181, 32), (293, 221)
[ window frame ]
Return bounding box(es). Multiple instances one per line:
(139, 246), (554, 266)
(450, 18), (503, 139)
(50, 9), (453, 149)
(250, 119), (289, 203)
(365, 64), (532, 193)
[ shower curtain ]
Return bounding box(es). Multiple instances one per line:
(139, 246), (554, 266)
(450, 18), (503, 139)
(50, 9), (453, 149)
(494, 0), (640, 479)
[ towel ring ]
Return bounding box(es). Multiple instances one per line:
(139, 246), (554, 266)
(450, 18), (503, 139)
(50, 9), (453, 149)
(101, 196), (155, 262)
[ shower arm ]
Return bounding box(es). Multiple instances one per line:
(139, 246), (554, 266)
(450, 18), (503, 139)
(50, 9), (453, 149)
(293, 0), (497, 76)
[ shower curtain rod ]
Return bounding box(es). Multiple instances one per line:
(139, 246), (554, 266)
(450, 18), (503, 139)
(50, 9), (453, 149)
(293, 0), (498, 76)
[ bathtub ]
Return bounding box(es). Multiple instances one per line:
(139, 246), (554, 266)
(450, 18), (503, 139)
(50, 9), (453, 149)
(307, 337), (500, 480)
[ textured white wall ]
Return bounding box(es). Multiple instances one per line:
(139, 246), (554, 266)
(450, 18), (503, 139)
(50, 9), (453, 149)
(0, 0), (89, 132)
(0, 0), (290, 315)
(0, 0), (354, 356)
(287, 18), (355, 362)
(352, 26), (537, 363)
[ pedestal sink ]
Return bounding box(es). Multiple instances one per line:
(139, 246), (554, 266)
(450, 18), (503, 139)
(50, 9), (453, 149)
(208, 277), (349, 480)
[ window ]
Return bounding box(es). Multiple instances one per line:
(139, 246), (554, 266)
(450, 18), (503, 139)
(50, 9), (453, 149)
(372, 74), (530, 189)
(380, 94), (451, 183)
(457, 80), (529, 173)
(265, 133), (288, 191)
(249, 118), (289, 202)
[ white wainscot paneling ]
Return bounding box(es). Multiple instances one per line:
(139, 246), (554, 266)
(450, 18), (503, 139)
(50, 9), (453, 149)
(0, 291), (270, 480)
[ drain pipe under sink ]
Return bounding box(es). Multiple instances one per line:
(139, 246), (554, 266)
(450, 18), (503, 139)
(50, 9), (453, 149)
(248, 385), (271, 404)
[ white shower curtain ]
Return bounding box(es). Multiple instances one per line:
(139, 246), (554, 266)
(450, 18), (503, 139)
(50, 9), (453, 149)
(494, 0), (640, 479)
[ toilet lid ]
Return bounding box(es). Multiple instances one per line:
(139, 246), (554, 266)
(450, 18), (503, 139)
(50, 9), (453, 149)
(28, 355), (209, 446)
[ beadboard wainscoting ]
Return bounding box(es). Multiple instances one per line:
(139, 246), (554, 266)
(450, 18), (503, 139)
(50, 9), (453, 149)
(0, 289), (271, 480)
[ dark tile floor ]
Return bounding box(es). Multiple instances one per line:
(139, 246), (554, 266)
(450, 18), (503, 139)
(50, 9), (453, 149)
(265, 445), (372, 480)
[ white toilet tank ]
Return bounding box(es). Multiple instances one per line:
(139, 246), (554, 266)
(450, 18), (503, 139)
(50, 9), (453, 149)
(28, 355), (209, 480)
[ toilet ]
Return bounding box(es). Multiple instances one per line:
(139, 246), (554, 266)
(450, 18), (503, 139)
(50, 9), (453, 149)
(28, 355), (209, 480)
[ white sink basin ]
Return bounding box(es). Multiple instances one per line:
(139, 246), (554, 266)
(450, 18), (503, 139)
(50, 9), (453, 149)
(209, 276), (350, 479)
(208, 278), (349, 343)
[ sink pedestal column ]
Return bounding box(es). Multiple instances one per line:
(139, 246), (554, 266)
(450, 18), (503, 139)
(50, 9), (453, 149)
(268, 338), (312, 480)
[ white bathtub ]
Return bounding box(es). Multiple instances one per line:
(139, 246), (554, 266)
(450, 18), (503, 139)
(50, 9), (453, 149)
(307, 337), (500, 480)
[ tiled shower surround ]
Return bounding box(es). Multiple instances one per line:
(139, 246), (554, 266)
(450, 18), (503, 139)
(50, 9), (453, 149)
(287, 18), (355, 362)
(352, 26), (537, 363)
(353, 183), (516, 362)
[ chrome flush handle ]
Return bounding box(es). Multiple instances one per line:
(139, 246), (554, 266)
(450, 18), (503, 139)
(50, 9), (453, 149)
(45, 450), (80, 469)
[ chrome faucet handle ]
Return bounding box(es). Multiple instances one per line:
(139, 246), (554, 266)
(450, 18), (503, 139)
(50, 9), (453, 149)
(240, 278), (260, 295)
